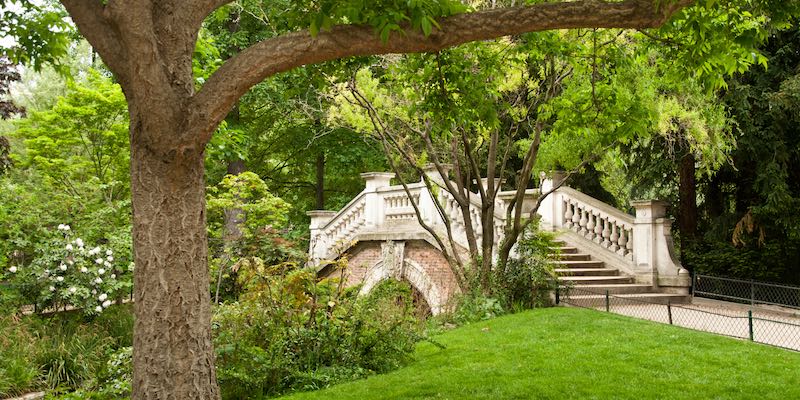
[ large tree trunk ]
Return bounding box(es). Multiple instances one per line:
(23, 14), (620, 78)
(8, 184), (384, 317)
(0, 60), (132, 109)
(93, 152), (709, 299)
(130, 124), (219, 399)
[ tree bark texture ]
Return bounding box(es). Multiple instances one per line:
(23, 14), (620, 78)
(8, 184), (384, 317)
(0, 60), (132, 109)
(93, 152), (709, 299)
(130, 123), (219, 399)
(57, 1), (695, 398)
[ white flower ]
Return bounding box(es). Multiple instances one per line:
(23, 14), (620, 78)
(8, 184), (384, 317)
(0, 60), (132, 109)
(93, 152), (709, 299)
(8, 266), (17, 273)
(99, 293), (108, 302)
(95, 277), (103, 284)
(98, 268), (106, 275)
(56, 276), (64, 282)
(67, 260), (73, 265)
(102, 300), (112, 308)
(69, 287), (76, 294)
(106, 249), (113, 256)
(91, 289), (97, 295)
(107, 255), (114, 262)
(95, 306), (103, 312)
(66, 244), (73, 251)
(95, 258), (103, 264)
(49, 286), (55, 292)
(59, 264), (67, 271)
(63, 225), (70, 231)
(80, 267), (88, 273)
(110, 274), (116, 279)
(75, 238), (84, 248)
(44, 269), (50, 275)
(89, 247), (100, 255)
(58, 224), (65, 230)
(328, 301), (335, 308)
(103, 261), (111, 267)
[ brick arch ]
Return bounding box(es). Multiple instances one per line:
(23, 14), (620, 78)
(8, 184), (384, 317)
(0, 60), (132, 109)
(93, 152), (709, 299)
(359, 258), (445, 315)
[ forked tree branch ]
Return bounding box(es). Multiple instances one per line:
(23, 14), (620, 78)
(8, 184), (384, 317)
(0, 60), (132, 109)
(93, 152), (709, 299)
(188, 0), (695, 142)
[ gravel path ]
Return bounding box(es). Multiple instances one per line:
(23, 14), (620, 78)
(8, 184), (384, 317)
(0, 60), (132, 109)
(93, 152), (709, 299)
(570, 298), (800, 351)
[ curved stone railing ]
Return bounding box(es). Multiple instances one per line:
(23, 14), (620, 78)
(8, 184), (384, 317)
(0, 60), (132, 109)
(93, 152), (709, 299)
(308, 171), (515, 264)
(308, 170), (689, 290)
(537, 174), (689, 288)
(560, 187), (635, 263)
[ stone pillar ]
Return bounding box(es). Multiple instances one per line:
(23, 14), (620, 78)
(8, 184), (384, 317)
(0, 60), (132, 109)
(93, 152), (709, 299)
(421, 163), (452, 186)
(361, 172), (395, 229)
(307, 210), (337, 265)
(631, 200), (668, 286)
(537, 170), (566, 230)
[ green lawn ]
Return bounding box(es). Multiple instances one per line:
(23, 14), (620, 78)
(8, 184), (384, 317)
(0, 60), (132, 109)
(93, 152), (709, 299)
(279, 307), (800, 400)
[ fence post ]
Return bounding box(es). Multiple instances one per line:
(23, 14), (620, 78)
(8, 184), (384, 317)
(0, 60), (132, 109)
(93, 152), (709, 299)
(748, 310), (754, 341)
(555, 284), (560, 305)
(667, 301), (673, 325)
(605, 290), (610, 312)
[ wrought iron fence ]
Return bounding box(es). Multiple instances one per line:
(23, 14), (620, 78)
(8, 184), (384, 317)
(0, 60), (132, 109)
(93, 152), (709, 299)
(557, 286), (800, 352)
(693, 274), (800, 309)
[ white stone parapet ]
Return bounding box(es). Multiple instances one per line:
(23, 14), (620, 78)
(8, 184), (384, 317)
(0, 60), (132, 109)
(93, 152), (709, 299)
(309, 170), (689, 290)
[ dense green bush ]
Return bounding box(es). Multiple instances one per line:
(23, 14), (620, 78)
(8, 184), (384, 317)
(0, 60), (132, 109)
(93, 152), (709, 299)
(213, 260), (425, 399)
(496, 227), (560, 311)
(683, 238), (800, 283)
(0, 305), (134, 398)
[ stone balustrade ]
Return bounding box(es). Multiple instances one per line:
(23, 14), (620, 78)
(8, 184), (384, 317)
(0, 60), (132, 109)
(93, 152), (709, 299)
(309, 169), (689, 290)
(537, 172), (689, 288)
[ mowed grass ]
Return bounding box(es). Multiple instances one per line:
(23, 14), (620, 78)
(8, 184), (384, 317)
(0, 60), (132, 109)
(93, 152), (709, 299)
(279, 307), (799, 400)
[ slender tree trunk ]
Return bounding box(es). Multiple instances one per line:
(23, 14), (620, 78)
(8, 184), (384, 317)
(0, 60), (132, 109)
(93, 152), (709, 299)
(315, 152), (325, 209)
(678, 150), (698, 239)
(130, 123), (219, 399)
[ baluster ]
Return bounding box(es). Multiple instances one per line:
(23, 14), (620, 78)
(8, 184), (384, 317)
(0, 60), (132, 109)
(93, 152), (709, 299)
(610, 223), (620, 251)
(625, 228), (633, 259)
(594, 215), (603, 243)
(586, 211), (596, 240)
(578, 208), (588, 235)
(617, 227), (628, 256)
(601, 218), (611, 247)
(571, 204), (581, 232)
(564, 202), (574, 229)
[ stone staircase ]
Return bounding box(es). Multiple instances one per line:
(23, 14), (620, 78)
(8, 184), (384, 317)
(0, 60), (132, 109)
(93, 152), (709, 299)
(551, 241), (690, 304)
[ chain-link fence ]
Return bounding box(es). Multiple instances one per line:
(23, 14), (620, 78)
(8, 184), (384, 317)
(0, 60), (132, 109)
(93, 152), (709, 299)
(693, 274), (800, 309)
(557, 286), (800, 352)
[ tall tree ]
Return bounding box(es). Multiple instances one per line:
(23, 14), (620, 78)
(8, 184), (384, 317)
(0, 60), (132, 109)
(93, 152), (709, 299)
(10, 0), (722, 397)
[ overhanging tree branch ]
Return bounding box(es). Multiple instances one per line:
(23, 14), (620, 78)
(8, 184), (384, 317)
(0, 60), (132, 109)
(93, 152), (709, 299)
(59, 0), (126, 81)
(188, 0), (695, 142)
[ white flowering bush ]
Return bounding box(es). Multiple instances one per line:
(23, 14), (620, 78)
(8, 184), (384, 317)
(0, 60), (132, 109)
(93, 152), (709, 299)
(5, 224), (133, 315)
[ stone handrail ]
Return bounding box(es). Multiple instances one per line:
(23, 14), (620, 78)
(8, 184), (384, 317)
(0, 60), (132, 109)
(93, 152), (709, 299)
(308, 171), (518, 264)
(537, 174), (689, 288)
(559, 186), (635, 263)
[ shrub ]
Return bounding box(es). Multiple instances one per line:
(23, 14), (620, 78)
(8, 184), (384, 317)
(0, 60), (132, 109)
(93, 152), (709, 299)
(213, 259), (425, 399)
(4, 224), (132, 315)
(495, 226), (560, 311)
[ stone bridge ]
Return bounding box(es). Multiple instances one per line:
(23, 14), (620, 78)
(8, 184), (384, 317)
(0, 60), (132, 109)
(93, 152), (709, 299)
(308, 168), (690, 315)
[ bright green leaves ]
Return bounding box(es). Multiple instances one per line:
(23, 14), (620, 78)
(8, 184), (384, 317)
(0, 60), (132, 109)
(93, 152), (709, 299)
(304, 0), (466, 41)
(0, 0), (73, 74)
(206, 172), (292, 246)
(647, 0), (797, 90)
(11, 70), (129, 200)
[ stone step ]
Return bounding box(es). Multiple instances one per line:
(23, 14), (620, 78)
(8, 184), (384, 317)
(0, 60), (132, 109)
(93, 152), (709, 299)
(554, 268), (619, 276)
(568, 283), (654, 294)
(556, 253), (591, 261)
(562, 293), (691, 306)
(558, 275), (633, 284)
(549, 246), (578, 254)
(552, 260), (604, 268)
